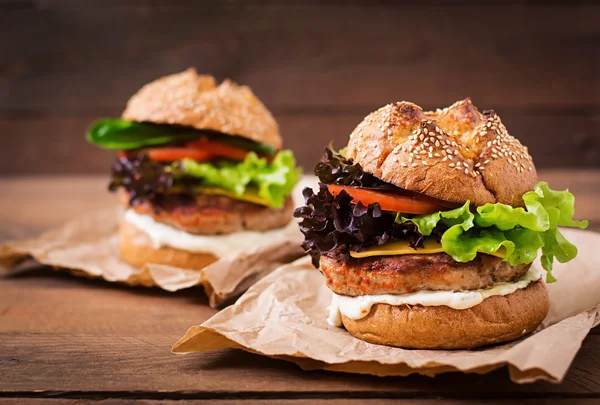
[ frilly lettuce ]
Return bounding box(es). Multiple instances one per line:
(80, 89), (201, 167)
(177, 150), (301, 209)
(397, 182), (588, 282)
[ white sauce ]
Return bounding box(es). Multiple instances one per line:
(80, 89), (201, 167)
(124, 209), (288, 258)
(327, 266), (544, 327)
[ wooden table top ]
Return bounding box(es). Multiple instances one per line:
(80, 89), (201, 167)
(1, 171), (599, 405)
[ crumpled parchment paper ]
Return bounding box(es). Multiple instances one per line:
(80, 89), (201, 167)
(173, 228), (600, 382)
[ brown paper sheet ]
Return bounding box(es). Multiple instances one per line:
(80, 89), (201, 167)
(0, 177), (318, 307)
(172, 228), (600, 383)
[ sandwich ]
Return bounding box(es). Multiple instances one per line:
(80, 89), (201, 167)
(294, 99), (587, 349)
(86, 69), (301, 271)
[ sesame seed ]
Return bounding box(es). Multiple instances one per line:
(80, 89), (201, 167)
(484, 159), (490, 164)
(434, 152), (440, 157)
(424, 129), (429, 134)
(428, 153), (433, 158)
(411, 163), (418, 167)
(435, 140), (440, 147)
(475, 163), (481, 168)
(419, 150), (427, 155)
(448, 155), (453, 160)
(401, 163), (408, 167)
(442, 156), (448, 162)
(449, 163), (455, 167)
(487, 141), (492, 147)
(470, 171), (477, 178)
(491, 154), (498, 159)
(422, 160), (428, 165)
(419, 134), (425, 141)
(464, 168), (469, 174)
(456, 161), (461, 167)
(479, 166), (485, 171)
(408, 157), (413, 163)
(454, 150), (459, 155)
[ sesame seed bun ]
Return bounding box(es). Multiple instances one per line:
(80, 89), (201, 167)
(340, 279), (549, 349)
(122, 68), (282, 150)
(118, 220), (218, 271)
(346, 99), (538, 207)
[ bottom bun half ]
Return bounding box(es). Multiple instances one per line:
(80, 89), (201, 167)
(118, 220), (218, 271)
(341, 280), (549, 349)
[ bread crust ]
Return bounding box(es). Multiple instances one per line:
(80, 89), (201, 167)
(346, 99), (538, 207)
(341, 279), (549, 349)
(118, 220), (218, 270)
(122, 68), (282, 149)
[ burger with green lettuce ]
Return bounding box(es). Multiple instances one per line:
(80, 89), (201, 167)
(87, 69), (301, 271)
(294, 99), (587, 349)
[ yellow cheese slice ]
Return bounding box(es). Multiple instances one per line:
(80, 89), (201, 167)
(350, 238), (506, 259)
(197, 187), (271, 206)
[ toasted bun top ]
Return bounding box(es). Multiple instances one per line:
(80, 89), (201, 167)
(122, 68), (282, 149)
(345, 99), (538, 207)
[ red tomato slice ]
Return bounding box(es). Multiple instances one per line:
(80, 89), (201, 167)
(186, 138), (250, 161)
(146, 148), (212, 162)
(327, 185), (448, 214)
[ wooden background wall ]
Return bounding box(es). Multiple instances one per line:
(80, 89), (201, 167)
(1, 0), (599, 175)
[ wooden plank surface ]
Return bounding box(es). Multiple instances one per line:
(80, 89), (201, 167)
(2, 401), (600, 405)
(2, 2), (599, 110)
(1, 401), (600, 405)
(0, 2), (599, 174)
(0, 270), (599, 398)
(0, 172), (599, 402)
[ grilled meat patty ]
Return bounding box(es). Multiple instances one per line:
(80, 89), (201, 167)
(320, 253), (530, 296)
(119, 189), (293, 234)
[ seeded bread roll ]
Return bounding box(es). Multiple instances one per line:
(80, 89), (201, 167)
(345, 99), (538, 207)
(341, 279), (549, 349)
(122, 68), (282, 150)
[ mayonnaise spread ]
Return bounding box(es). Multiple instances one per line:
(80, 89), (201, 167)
(327, 266), (544, 326)
(124, 209), (288, 258)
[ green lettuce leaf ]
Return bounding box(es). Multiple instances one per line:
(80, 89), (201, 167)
(397, 182), (588, 282)
(177, 150), (301, 209)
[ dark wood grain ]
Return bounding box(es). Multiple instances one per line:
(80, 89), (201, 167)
(0, 271), (599, 398)
(2, 401), (600, 405)
(0, 2), (598, 174)
(1, 3), (599, 111)
(1, 400), (600, 405)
